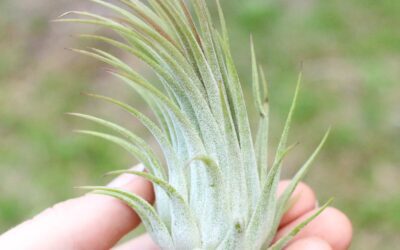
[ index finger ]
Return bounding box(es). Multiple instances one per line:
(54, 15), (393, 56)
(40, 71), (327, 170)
(0, 167), (154, 250)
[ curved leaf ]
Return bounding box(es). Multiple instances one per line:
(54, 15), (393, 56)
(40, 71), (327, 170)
(81, 186), (174, 249)
(107, 170), (201, 249)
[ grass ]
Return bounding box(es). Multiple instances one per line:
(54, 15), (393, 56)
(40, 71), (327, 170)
(0, 0), (399, 248)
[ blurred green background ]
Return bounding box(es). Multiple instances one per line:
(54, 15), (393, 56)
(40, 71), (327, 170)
(0, 0), (399, 249)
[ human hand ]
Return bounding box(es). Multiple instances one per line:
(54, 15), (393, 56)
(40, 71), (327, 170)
(0, 166), (352, 250)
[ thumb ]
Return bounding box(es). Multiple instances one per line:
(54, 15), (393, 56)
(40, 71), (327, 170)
(0, 165), (154, 250)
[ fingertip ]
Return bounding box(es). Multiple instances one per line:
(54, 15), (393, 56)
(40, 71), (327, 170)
(319, 207), (353, 250)
(119, 173), (155, 204)
(285, 237), (332, 250)
(277, 206), (353, 250)
(58, 175), (155, 249)
(278, 180), (317, 227)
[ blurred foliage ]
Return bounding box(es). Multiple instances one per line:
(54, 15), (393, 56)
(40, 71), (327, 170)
(0, 0), (399, 249)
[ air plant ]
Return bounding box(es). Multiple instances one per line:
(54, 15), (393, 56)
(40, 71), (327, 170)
(57, 0), (331, 249)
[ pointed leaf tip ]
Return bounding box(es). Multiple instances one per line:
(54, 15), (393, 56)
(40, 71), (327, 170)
(57, 11), (74, 18)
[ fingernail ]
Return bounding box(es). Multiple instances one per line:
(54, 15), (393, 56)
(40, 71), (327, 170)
(107, 164), (145, 188)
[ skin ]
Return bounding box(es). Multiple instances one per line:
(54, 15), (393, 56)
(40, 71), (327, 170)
(0, 167), (352, 250)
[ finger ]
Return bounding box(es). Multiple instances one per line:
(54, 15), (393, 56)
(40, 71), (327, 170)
(275, 207), (353, 250)
(285, 237), (332, 250)
(278, 180), (317, 227)
(0, 165), (154, 250)
(114, 234), (159, 250)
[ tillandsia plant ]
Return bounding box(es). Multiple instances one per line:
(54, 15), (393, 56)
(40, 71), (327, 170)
(57, 0), (332, 249)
